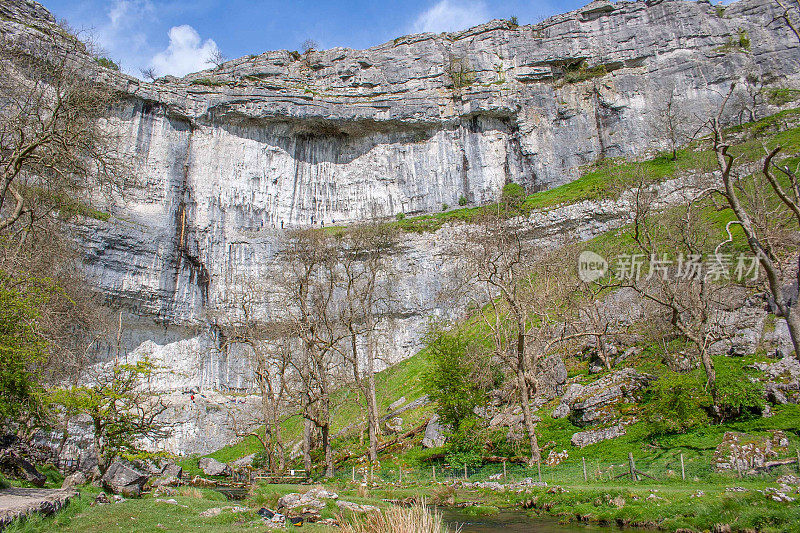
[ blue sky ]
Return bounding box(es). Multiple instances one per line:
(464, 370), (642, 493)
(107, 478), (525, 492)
(43, 0), (594, 77)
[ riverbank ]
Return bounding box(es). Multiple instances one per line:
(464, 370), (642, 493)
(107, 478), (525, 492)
(5, 472), (799, 532)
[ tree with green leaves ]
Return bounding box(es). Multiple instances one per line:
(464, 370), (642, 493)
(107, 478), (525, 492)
(49, 359), (170, 475)
(0, 277), (48, 433)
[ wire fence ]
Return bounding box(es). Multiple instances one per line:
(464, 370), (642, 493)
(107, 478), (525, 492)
(326, 448), (800, 487)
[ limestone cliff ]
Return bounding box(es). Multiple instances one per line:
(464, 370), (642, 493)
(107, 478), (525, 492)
(2, 0), (799, 453)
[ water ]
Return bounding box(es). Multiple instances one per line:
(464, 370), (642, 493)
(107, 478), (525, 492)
(441, 509), (634, 533)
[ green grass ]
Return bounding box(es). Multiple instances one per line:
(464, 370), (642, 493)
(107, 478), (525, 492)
(190, 78), (226, 88)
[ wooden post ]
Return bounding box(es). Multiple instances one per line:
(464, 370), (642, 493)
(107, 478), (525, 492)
(796, 449), (800, 474)
(464, 464), (468, 480)
(352, 466), (356, 482)
(628, 452), (637, 482)
(582, 457), (588, 482)
(432, 465), (436, 481)
(370, 464), (373, 484)
(503, 460), (507, 480)
(680, 453), (685, 481)
(537, 456), (542, 483)
(610, 465), (614, 480)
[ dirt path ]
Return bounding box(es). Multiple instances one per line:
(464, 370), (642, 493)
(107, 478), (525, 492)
(0, 487), (77, 528)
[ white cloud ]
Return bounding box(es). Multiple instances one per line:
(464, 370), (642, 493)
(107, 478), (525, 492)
(412, 0), (489, 34)
(94, 0), (156, 75)
(149, 25), (220, 77)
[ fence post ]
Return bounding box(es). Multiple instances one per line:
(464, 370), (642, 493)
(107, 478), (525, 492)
(796, 449), (800, 474)
(399, 466), (403, 485)
(464, 464), (468, 480)
(628, 452), (637, 482)
(433, 465), (436, 481)
(370, 464), (373, 484)
(503, 460), (507, 480)
(582, 457), (588, 482)
(537, 456), (542, 483)
(680, 453), (685, 481)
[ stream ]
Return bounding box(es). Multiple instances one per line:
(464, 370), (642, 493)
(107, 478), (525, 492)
(441, 509), (642, 533)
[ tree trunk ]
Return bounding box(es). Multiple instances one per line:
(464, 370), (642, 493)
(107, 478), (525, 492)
(302, 417), (313, 474)
(322, 422), (334, 477)
(516, 329), (540, 466)
(785, 303), (800, 363)
(366, 335), (380, 463)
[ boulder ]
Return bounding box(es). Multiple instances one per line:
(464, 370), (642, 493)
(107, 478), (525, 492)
(337, 500), (380, 513)
(232, 454), (255, 468)
(422, 415), (447, 448)
(0, 451), (46, 487)
(198, 457), (231, 477)
(304, 487), (338, 500)
(568, 368), (652, 426)
(570, 424), (626, 448)
(61, 471), (87, 489)
(149, 475), (181, 489)
(277, 491), (326, 520)
(388, 397), (407, 412)
(385, 417), (403, 433)
(102, 462), (149, 497)
(162, 462), (183, 478)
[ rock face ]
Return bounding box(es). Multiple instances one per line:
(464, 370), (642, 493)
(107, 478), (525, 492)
(2, 0), (800, 454)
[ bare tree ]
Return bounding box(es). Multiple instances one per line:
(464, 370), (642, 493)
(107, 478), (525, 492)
(301, 39), (319, 55)
(775, 0), (800, 43)
(278, 229), (347, 477)
(708, 117), (800, 361)
(651, 87), (698, 161)
(458, 212), (601, 465)
(217, 279), (297, 472)
(208, 49), (226, 69)
(140, 67), (157, 81)
(336, 223), (398, 463)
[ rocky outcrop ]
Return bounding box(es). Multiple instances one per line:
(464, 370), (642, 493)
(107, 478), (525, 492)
(571, 424), (626, 448)
(556, 368), (653, 426)
(422, 415), (447, 448)
(713, 431), (791, 474)
(3, 0), (800, 455)
(0, 488), (78, 529)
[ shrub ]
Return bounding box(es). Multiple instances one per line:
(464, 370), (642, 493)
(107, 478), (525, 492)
(395, 213), (406, 221)
(642, 370), (711, 435)
(738, 28), (751, 50)
(441, 203), (449, 211)
(458, 195), (468, 206)
(501, 182), (526, 208)
(509, 16), (519, 27)
(95, 57), (120, 71)
(423, 329), (489, 429)
(715, 357), (764, 421)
